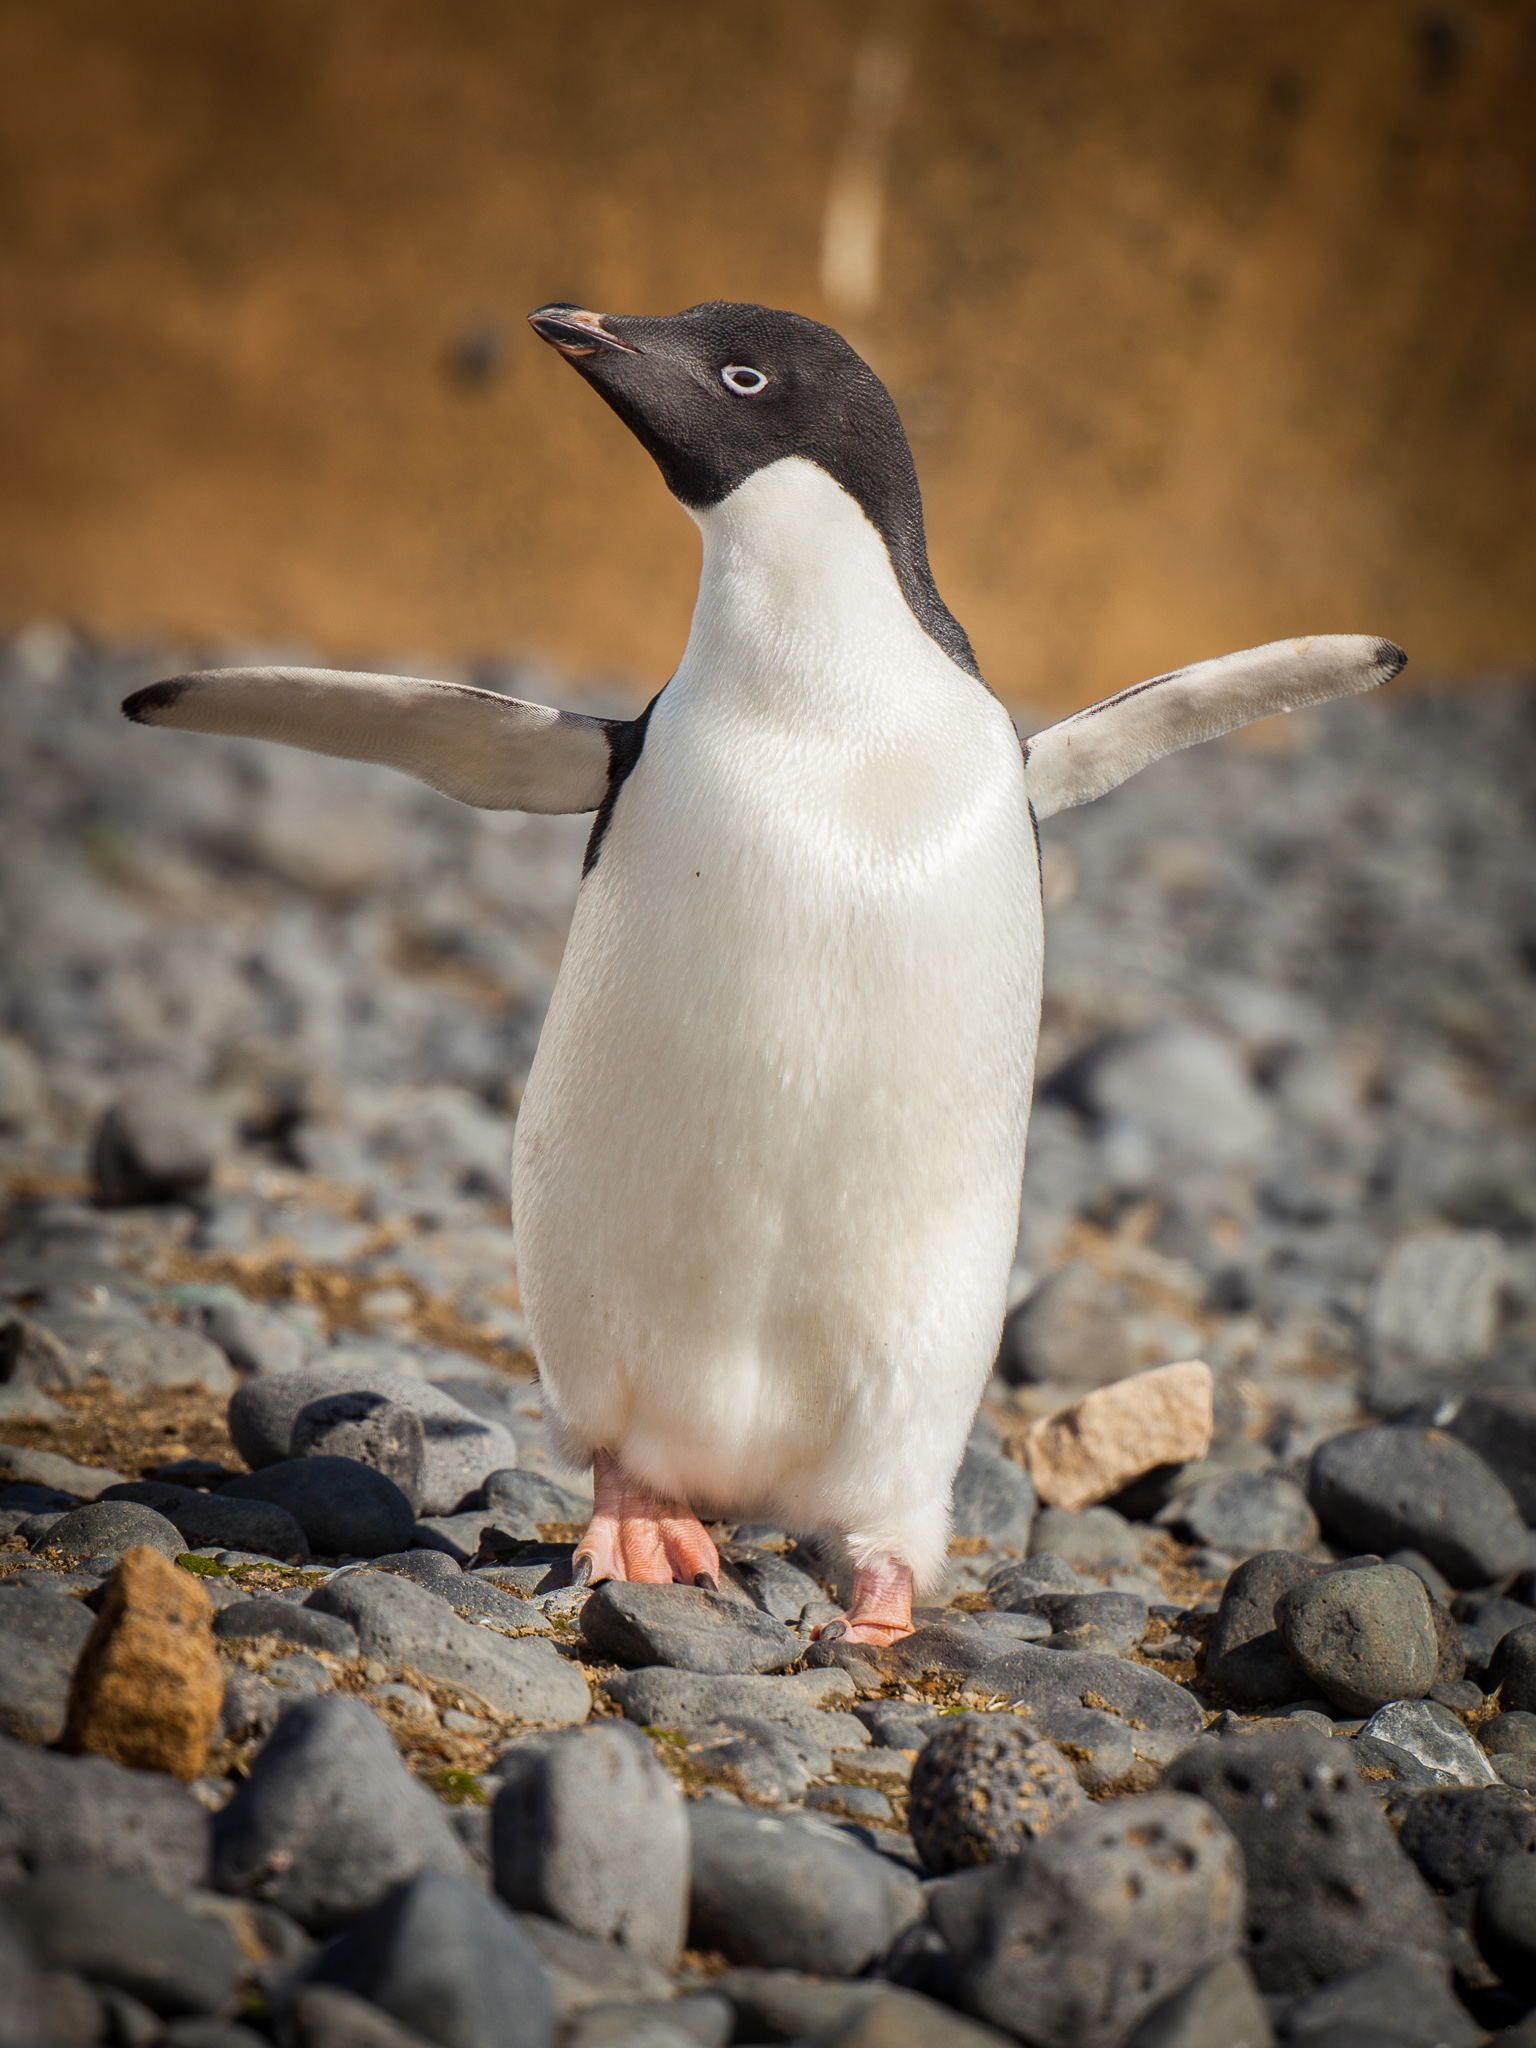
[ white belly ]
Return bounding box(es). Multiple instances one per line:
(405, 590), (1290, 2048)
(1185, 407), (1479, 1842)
(511, 461), (1041, 1584)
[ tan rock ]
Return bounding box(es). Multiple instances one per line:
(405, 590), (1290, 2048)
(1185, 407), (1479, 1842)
(1021, 1360), (1215, 1512)
(62, 1545), (224, 1780)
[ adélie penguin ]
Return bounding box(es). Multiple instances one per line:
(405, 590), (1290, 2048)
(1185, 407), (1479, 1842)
(122, 300), (1406, 1643)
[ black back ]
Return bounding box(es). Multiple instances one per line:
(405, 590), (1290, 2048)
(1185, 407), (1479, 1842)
(530, 300), (982, 683)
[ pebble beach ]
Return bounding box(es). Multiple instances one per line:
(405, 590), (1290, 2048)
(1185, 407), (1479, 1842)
(3, 624), (1536, 2048)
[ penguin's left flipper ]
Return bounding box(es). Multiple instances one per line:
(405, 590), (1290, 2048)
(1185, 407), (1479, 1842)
(122, 666), (620, 813)
(1024, 634), (1406, 823)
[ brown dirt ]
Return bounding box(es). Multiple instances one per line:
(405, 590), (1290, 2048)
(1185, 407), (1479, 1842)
(1, 1380), (242, 1479)
(139, 1232), (537, 1380)
(2, 2), (1533, 707)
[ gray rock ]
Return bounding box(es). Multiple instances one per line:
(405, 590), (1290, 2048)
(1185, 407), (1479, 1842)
(1368, 1226), (1505, 1371)
(23, 1306), (237, 1397)
(229, 1365), (518, 1517)
(719, 1544), (837, 1628)
(997, 1588), (1147, 1656)
(211, 1695), (472, 1931)
(1384, 1549), (1454, 1603)
(473, 1548), (573, 1599)
(194, 1297), (309, 1378)
(564, 1997), (732, 2048)
(439, 1573), (546, 1634)
(1280, 1950), (1477, 2048)
(1077, 1023), (1278, 1167)
(514, 1912), (670, 2015)
(165, 2022), (284, 2048)
(0, 1871), (241, 2015)
(950, 1446), (1035, 1553)
(372, 1549), (463, 1591)
(687, 1801), (922, 1976)
(1027, 1505), (1140, 1568)
(0, 1444), (124, 1498)
(292, 1394), (427, 1510)
(0, 1479), (77, 1516)
(1278, 1562), (1439, 1714)
(970, 1609), (1052, 1646)
(1173, 1473), (1318, 1560)
(1395, 1784), (1536, 1890)
(1032, 1703), (1139, 1792)
(986, 1552), (1082, 1598)
(1482, 1711), (1536, 1757)
(604, 1669), (867, 1794)
(1203, 1551), (1321, 1708)
(970, 1637), (1205, 1734)
(996, 1261), (1139, 1389)
(30, 1498), (186, 1564)
(213, 1599), (359, 1659)
(1443, 1387), (1536, 1524)
(1348, 1732), (1447, 1792)
(933, 1792), (1243, 2048)
(307, 1569), (590, 1724)
(1477, 1851), (1536, 2000)
(1307, 1425), (1526, 1588)
(285, 1984), (440, 2048)
(101, 1482), (310, 1563)
(268, 1646), (333, 1695)
(1162, 1727), (1445, 1994)
(579, 1581), (801, 1674)
(805, 1782), (892, 1823)
(304, 1871), (554, 2048)
(855, 1701), (946, 1752)
(492, 1721), (688, 1965)
(907, 1714), (1084, 1872)
(1355, 1700), (1497, 1787)
(91, 1091), (223, 1207)
(219, 1668), (284, 1745)
(218, 1459), (415, 1559)
(1488, 1621), (1536, 1713)
(1450, 1590), (1536, 1652)
(483, 1469), (589, 1528)
(1122, 1956), (1273, 2048)
(707, 1971), (1007, 2048)
(0, 1732), (210, 1892)
(0, 1577), (95, 1741)
(0, 1904), (46, 2048)
(413, 1511), (520, 1564)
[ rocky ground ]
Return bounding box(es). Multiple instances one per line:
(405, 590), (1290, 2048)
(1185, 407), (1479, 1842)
(2, 622), (1536, 2048)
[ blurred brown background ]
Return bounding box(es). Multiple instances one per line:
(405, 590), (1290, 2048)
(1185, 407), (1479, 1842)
(2, 0), (1533, 709)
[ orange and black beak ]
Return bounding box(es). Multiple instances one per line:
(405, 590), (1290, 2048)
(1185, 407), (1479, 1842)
(526, 304), (641, 358)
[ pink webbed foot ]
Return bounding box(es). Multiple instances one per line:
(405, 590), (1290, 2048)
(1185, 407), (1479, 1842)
(572, 1449), (721, 1588)
(812, 1561), (915, 1647)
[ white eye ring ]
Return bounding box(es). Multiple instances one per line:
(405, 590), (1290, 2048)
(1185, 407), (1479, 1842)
(721, 364), (768, 395)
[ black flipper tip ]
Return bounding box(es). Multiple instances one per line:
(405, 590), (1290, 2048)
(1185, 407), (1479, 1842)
(122, 677), (191, 724)
(1373, 640), (1409, 684)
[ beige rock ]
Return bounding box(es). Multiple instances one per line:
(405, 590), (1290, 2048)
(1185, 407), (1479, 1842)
(1021, 1360), (1215, 1511)
(62, 1545), (224, 1780)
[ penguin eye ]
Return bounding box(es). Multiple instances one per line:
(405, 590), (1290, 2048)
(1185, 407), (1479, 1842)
(721, 364), (769, 395)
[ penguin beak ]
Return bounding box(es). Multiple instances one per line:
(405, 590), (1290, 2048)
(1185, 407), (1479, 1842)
(527, 305), (640, 359)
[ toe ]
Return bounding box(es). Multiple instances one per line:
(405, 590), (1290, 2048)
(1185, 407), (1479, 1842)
(573, 1512), (625, 1585)
(661, 1513), (720, 1589)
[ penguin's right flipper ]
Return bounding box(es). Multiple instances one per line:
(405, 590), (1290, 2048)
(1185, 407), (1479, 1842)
(1024, 635), (1406, 822)
(122, 666), (619, 812)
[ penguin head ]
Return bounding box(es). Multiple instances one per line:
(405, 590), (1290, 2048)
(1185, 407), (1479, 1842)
(527, 298), (980, 679)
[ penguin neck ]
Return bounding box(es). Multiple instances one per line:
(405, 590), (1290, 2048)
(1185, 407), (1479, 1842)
(675, 457), (962, 731)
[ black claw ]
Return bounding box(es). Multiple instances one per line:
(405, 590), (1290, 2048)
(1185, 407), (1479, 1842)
(693, 1570), (718, 1593)
(570, 1555), (594, 1589)
(816, 1619), (849, 1643)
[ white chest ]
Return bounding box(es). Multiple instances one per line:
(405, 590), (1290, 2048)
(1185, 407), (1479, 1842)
(512, 460), (1041, 1563)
